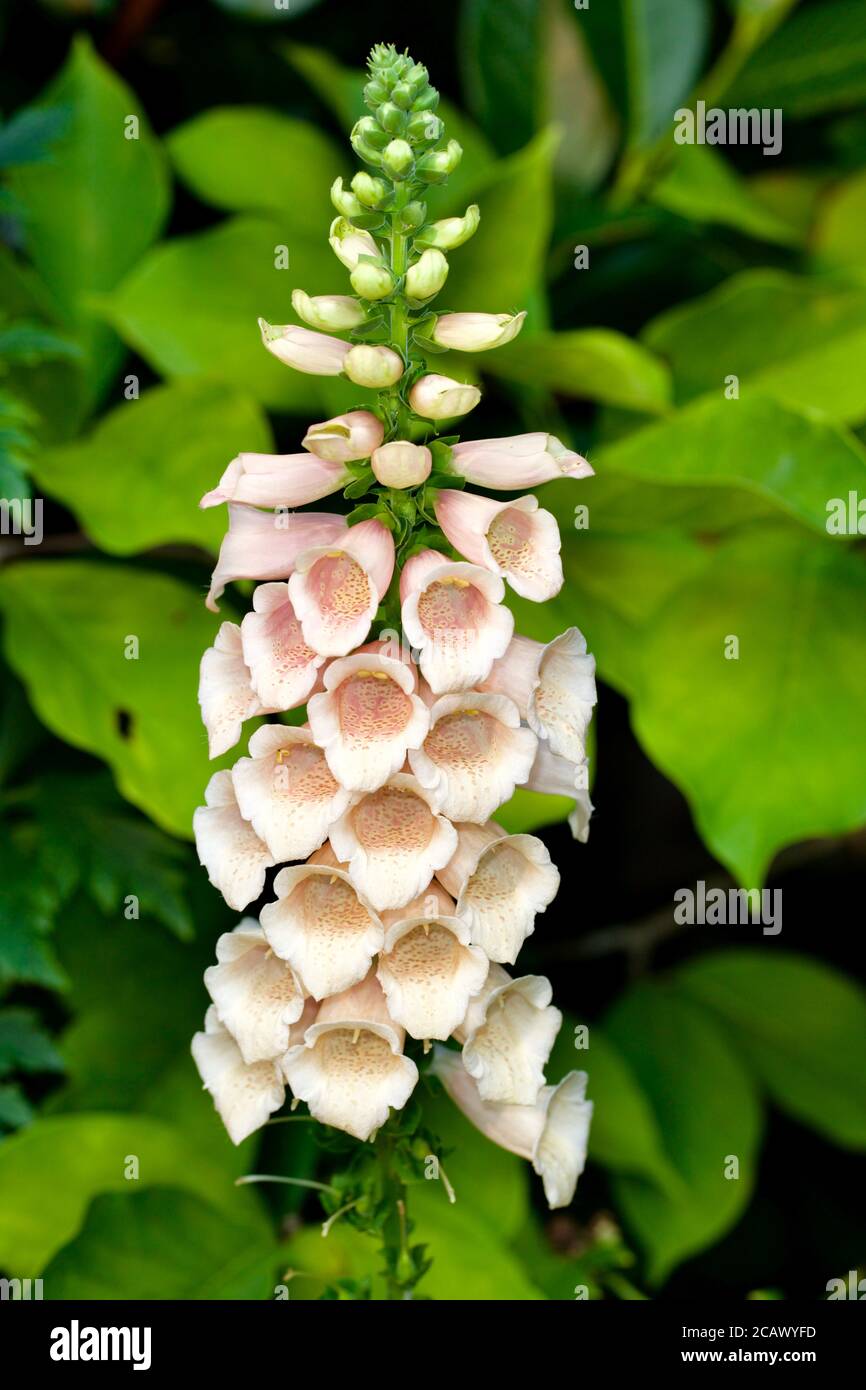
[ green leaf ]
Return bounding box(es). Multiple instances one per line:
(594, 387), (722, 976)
(0, 560), (239, 839)
(548, 1017), (682, 1192)
(410, 1190), (545, 1300)
(581, 0), (711, 147)
(0, 839), (66, 989)
(0, 104), (69, 169)
(484, 327), (671, 413)
(99, 216), (348, 415)
(167, 106), (344, 235)
(495, 787), (575, 835)
(603, 981), (763, 1284)
(436, 128), (558, 313)
(29, 773), (194, 939)
(43, 1188), (280, 1300)
(726, 0), (866, 118)
(0, 1007), (64, 1078)
(33, 380), (272, 558)
(676, 950), (866, 1149)
(643, 271), (866, 424)
(812, 168), (866, 273)
(0, 1083), (33, 1131)
(650, 146), (800, 246)
(0, 1112), (267, 1277)
(8, 36), (169, 414)
(631, 527), (866, 884)
(419, 1086), (528, 1240)
(597, 395), (866, 534)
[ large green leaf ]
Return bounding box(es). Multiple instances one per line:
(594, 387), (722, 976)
(483, 327), (671, 413)
(43, 1188), (280, 1300)
(460, 0), (542, 154)
(597, 394), (866, 534)
(631, 527), (866, 884)
(0, 561), (236, 838)
(8, 36), (169, 414)
(99, 216), (346, 415)
(812, 169), (866, 273)
(580, 0), (711, 147)
(33, 380), (272, 558)
(650, 146), (800, 246)
(0, 839), (65, 989)
(0, 1112), (267, 1276)
(643, 271), (866, 425)
(604, 981), (763, 1284)
(420, 1086), (528, 1240)
(726, 0), (866, 118)
(0, 1007), (64, 1078)
(167, 106), (344, 234)
(677, 951), (866, 1149)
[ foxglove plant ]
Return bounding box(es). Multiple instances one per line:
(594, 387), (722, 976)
(192, 43), (597, 1298)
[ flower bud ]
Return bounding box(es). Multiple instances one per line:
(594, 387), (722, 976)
(433, 311), (527, 352)
(344, 344), (404, 389)
(390, 82), (413, 110)
(407, 111), (444, 145)
(329, 217), (381, 271)
(258, 319), (349, 377)
(371, 441), (432, 489)
(416, 204), (481, 251)
(330, 177), (364, 218)
(406, 63), (429, 95)
(351, 117), (387, 165)
(397, 201), (427, 232)
(351, 260), (397, 301)
(381, 138), (414, 180)
(304, 411), (384, 464)
(412, 86), (440, 113)
(364, 78), (388, 108)
(352, 171), (389, 209)
(291, 290), (366, 332)
(405, 248), (449, 301)
(409, 373), (481, 420)
(416, 140), (463, 183)
(379, 101), (408, 135)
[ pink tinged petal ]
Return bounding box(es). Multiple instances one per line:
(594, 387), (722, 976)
(200, 452), (348, 511)
(258, 319), (349, 376)
(401, 557), (514, 694)
(379, 880), (456, 929)
(407, 374), (482, 420)
(260, 864), (384, 1001)
(437, 821), (560, 964)
(430, 1048), (592, 1209)
(308, 653), (430, 793)
(483, 628), (597, 765)
(193, 770), (274, 912)
(204, 919), (305, 1064)
(240, 583), (324, 711)
(456, 964), (562, 1105)
(431, 311), (526, 352)
(282, 974), (418, 1141)
(409, 691), (537, 823)
(449, 433), (593, 489)
(328, 773), (458, 912)
(370, 440), (432, 488)
(526, 743), (595, 841)
(191, 1007), (285, 1145)
(289, 519), (395, 657)
(231, 725), (353, 863)
(377, 914), (488, 1041)
(434, 491), (563, 602)
(303, 411), (384, 465)
(199, 622), (268, 759)
(207, 505), (347, 612)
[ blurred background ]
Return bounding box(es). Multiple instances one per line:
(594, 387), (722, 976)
(0, 0), (865, 1301)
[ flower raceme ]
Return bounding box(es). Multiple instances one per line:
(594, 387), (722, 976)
(191, 42), (597, 1215)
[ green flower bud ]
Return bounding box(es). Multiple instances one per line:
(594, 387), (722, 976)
(354, 116), (389, 150)
(364, 79), (388, 108)
(391, 82), (413, 110)
(407, 110), (444, 145)
(406, 63), (429, 96)
(397, 200), (427, 232)
(351, 171), (389, 209)
(381, 138), (414, 180)
(350, 259), (397, 300)
(412, 86), (440, 113)
(379, 101), (408, 135)
(416, 139), (463, 183)
(405, 248), (449, 301)
(330, 176), (364, 218)
(416, 203), (481, 250)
